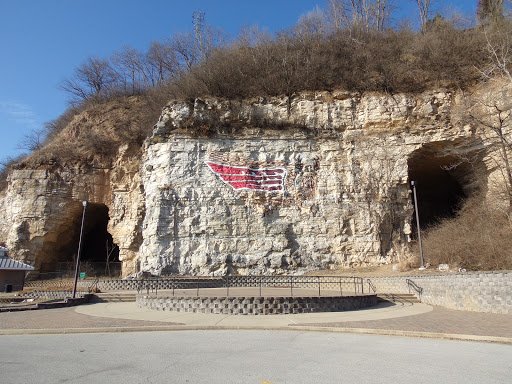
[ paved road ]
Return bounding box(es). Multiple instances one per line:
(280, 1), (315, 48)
(1, 331), (511, 384)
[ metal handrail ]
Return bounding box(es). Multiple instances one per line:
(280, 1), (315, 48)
(406, 279), (423, 302)
(367, 279), (377, 294)
(134, 275), (368, 298)
(87, 277), (100, 293)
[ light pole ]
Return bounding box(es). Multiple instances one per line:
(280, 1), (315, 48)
(411, 181), (425, 269)
(72, 201), (88, 298)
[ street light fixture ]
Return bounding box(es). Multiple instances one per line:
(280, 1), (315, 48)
(411, 181), (425, 270)
(72, 201), (88, 298)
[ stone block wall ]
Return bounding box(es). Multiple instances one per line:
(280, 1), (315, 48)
(137, 294), (377, 315)
(76, 272), (512, 314)
(371, 271), (512, 314)
(19, 289), (89, 299)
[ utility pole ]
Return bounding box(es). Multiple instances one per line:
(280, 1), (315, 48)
(193, 10), (205, 61)
(72, 201), (88, 298)
(411, 181), (425, 269)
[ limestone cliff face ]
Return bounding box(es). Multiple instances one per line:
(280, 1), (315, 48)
(0, 89), (493, 276)
(0, 144), (144, 275)
(137, 90), (478, 275)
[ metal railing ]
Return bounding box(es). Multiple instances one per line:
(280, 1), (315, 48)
(135, 275), (370, 297)
(38, 262), (122, 279)
(87, 278), (100, 293)
(367, 279), (377, 294)
(406, 278), (423, 302)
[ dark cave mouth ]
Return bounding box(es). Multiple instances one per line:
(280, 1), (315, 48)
(408, 144), (482, 230)
(40, 202), (120, 276)
(79, 203), (119, 263)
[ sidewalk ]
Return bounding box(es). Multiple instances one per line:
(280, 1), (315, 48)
(1, 298), (511, 344)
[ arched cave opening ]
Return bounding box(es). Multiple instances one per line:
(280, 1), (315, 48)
(80, 203), (119, 264)
(408, 143), (481, 233)
(42, 202), (120, 276)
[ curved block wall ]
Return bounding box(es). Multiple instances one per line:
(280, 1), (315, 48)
(137, 294), (377, 315)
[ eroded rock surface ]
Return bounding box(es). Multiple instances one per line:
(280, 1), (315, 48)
(0, 89), (498, 276)
(138, 90), (479, 275)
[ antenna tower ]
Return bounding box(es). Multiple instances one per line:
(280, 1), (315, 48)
(192, 11), (205, 61)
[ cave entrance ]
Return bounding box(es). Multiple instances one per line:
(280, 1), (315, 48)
(408, 143), (480, 232)
(39, 201), (122, 278)
(80, 203), (119, 264)
(43, 202), (120, 278)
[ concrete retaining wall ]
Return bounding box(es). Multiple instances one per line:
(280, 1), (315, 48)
(26, 271), (512, 314)
(371, 271), (512, 314)
(137, 294), (377, 315)
(19, 290), (89, 299)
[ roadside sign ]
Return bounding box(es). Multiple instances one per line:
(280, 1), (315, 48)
(79, 272), (86, 279)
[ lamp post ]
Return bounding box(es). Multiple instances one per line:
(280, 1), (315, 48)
(411, 181), (425, 269)
(72, 201), (88, 298)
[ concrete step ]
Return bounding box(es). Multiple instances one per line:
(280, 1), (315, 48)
(377, 293), (421, 304)
(90, 293), (137, 303)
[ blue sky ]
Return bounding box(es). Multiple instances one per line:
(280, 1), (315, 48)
(0, 0), (478, 162)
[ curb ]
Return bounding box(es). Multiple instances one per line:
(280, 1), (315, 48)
(1, 325), (511, 345)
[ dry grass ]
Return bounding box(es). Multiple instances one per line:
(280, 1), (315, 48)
(413, 195), (512, 271)
(171, 25), (486, 100)
(19, 93), (165, 167)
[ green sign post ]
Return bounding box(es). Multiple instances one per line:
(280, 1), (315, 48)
(79, 272), (86, 279)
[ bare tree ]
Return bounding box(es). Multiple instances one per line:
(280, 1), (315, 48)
(468, 86), (512, 209)
(326, 0), (347, 32)
(374, 0), (393, 31)
(412, 0), (435, 33)
(60, 57), (119, 102)
(294, 6), (327, 38)
(146, 40), (179, 83)
(326, 0), (393, 33)
(169, 31), (201, 72)
(478, 0), (505, 24)
(469, 22), (512, 210)
(112, 46), (150, 94)
(17, 129), (45, 151)
(480, 22), (512, 83)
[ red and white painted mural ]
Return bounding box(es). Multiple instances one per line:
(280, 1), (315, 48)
(205, 162), (287, 193)
(205, 151), (321, 214)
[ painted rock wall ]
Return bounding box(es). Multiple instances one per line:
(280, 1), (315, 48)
(138, 90), (477, 275)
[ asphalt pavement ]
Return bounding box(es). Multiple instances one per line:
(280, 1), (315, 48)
(1, 331), (511, 384)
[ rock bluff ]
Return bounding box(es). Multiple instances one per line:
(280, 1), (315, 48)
(0, 90), (493, 276)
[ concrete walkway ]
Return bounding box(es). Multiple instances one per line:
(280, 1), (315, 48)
(1, 296), (511, 344)
(75, 300), (431, 327)
(1, 287), (511, 343)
